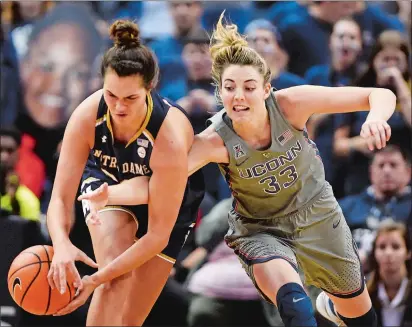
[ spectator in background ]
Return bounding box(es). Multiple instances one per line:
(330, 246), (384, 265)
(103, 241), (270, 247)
(161, 29), (226, 201)
(277, 1), (358, 76)
(265, 0), (310, 27)
(1, 18), (22, 127)
(186, 198), (271, 327)
(368, 0), (411, 34)
(357, 30), (411, 128)
(305, 17), (363, 191)
(366, 221), (411, 327)
(150, 1), (204, 94)
(150, 1), (203, 64)
(339, 145), (411, 262)
(244, 19), (307, 90)
(2, 1), (54, 59)
(305, 17), (364, 87)
(0, 127), (40, 221)
(201, 2), (252, 35)
(15, 3), (103, 183)
(175, 30), (216, 133)
(352, 0), (406, 63)
(334, 30), (411, 195)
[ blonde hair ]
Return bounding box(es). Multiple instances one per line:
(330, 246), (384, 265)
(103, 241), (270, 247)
(209, 12), (271, 95)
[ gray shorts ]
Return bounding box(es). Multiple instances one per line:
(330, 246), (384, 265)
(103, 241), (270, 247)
(225, 183), (364, 303)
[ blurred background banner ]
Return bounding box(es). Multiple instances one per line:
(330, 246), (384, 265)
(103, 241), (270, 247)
(1, 1), (411, 326)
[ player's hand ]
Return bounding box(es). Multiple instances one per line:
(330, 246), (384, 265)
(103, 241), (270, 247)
(53, 275), (98, 316)
(77, 183), (109, 225)
(47, 242), (98, 294)
(360, 119), (391, 151)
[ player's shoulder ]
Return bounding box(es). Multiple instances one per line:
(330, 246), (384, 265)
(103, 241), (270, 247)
(151, 90), (188, 117)
(69, 89), (102, 129)
(148, 90), (191, 134)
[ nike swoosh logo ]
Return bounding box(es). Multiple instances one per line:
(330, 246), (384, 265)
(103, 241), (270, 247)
(333, 217), (341, 229)
(12, 277), (22, 298)
(293, 297), (305, 303)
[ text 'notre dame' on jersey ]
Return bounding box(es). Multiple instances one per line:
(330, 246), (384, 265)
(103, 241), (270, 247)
(85, 91), (186, 184)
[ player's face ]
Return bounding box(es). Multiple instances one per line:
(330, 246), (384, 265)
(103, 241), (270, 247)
(220, 65), (271, 124)
(330, 20), (362, 68)
(21, 23), (91, 128)
(370, 152), (411, 195)
(0, 136), (19, 173)
(103, 69), (148, 123)
(374, 230), (410, 275)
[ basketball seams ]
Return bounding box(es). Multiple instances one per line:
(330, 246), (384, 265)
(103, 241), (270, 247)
(42, 245), (53, 315)
(20, 252), (42, 307)
(67, 281), (72, 302)
(8, 261), (50, 280)
(8, 251), (44, 278)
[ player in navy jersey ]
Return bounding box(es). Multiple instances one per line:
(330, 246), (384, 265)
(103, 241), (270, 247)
(46, 20), (204, 325)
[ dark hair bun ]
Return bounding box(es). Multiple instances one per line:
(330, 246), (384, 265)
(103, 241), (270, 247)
(109, 20), (140, 48)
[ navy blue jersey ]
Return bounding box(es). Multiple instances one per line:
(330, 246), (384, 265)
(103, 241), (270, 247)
(81, 90), (205, 262)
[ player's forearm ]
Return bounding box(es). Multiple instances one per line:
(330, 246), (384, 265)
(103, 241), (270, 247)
(107, 177), (150, 205)
(46, 198), (73, 246)
(90, 233), (166, 285)
(106, 167), (201, 207)
(366, 88), (396, 122)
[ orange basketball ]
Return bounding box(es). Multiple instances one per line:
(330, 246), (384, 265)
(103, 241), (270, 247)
(7, 245), (76, 315)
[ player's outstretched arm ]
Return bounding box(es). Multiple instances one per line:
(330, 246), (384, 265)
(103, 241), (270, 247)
(46, 91), (101, 293)
(78, 124), (228, 210)
(276, 85), (396, 150)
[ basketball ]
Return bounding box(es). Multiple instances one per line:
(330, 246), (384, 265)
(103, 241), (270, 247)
(7, 245), (76, 316)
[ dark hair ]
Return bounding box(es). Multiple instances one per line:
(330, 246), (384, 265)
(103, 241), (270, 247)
(367, 221), (412, 297)
(355, 30), (410, 89)
(101, 20), (159, 89)
(372, 144), (411, 165)
(183, 28), (210, 46)
(333, 16), (361, 32)
(0, 126), (22, 146)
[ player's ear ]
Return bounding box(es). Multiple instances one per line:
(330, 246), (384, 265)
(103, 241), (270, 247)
(263, 83), (271, 100)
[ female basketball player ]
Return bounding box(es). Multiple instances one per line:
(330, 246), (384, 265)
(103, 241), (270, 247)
(46, 20), (204, 325)
(73, 14), (396, 326)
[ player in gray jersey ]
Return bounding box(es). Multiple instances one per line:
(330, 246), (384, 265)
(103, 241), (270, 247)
(80, 13), (397, 327)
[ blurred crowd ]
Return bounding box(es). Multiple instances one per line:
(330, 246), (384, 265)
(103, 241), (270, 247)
(1, 1), (411, 326)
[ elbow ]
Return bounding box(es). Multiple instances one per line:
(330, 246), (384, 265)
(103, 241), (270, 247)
(372, 88), (397, 103)
(381, 88), (396, 100)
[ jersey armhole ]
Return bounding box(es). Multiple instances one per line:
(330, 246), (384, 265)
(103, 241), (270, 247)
(271, 89), (304, 133)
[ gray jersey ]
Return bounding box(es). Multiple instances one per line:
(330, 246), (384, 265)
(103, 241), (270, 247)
(208, 89), (326, 219)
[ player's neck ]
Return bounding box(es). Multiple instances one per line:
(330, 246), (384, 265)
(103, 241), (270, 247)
(111, 104), (148, 143)
(233, 109), (271, 150)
